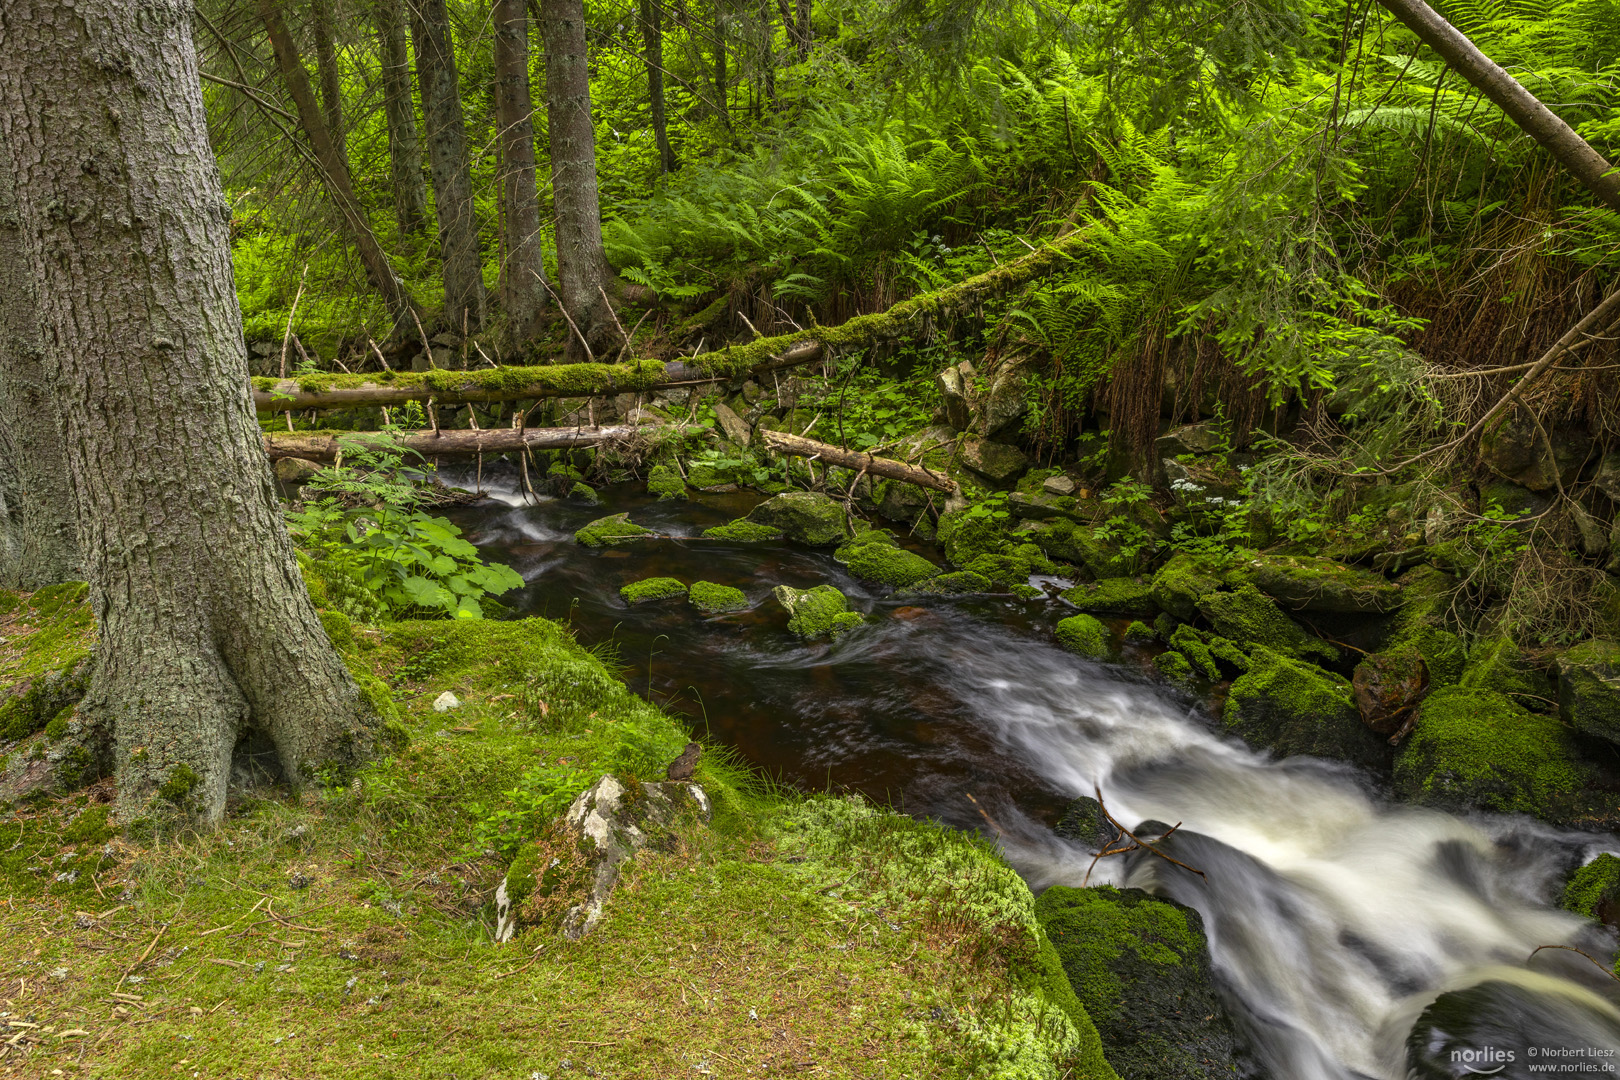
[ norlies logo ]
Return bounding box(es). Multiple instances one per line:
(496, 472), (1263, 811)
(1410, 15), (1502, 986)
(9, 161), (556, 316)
(1454, 1046), (1517, 1075)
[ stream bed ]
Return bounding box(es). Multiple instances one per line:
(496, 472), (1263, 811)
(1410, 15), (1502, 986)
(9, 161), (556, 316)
(445, 472), (1620, 1080)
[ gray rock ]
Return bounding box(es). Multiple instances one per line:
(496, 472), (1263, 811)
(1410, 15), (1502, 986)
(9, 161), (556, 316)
(1556, 639), (1620, 745)
(273, 457), (321, 486)
(1041, 474), (1077, 496)
(971, 359), (1029, 438)
(935, 361), (974, 431)
(432, 691), (461, 713)
(956, 438), (1029, 485)
(1479, 415), (1585, 492)
(1155, 421), (1226, 459)
(1573, 502), (1611, 559)
(713, 401), (752, 447)
(1595, 452), (1620, 503)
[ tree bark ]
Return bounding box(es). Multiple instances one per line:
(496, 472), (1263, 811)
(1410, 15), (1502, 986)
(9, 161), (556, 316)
(794, 0), (811, 61)
(641, 0), (679, 175)
(265, 423), (686, 461)
(1376, 0), (1620, 213)
(0, 0), (379, 827)
(258, 0), (416, 326)
(414, 0), (487, 334)
(756, 0), (774, 111)
(310, 0), (347, 160)
(375, 0), (428, 239)
(493, 0), (549, 346)
(0, 133), (79, 590)
(541, 0), (614, 358)
(758, 430), (959, 494)
(713, 2), (731, 130)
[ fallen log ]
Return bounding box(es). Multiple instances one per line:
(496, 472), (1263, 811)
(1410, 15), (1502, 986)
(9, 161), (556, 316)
(264, 424), (667, 462)
(758, 428), (959, 495)
(251, 228), (1091, 414)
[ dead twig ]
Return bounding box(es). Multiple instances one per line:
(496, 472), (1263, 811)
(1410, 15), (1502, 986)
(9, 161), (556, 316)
(1082, 785), (1207, 885)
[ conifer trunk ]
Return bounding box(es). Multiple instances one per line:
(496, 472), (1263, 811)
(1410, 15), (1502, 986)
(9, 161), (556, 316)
(414, 0), (487, 334)
(541, 0), (614, 358)
(258, 0), (415, 325)
(493, 0), (549, 345)
(794, 0), (811, 61)
(640, 0), (679, 175)
(376, 0), (428, 239)
(0, 0), (379, 827)
(0, 138), (78, 590)
(713, 2), (731, 131)
(310, 0), (347, 160)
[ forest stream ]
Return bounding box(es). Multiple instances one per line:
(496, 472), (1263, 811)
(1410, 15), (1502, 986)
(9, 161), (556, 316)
(446, 472), (1620, 1080)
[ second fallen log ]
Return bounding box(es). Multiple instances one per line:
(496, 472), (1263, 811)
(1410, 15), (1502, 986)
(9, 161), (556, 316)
(264, 424), (668, 462)
(758, 428), (959, 495)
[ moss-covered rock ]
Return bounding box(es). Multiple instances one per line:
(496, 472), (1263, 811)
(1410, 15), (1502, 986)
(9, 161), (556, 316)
(1382, 566), (1466, 688)
(1055, 615), (1108, 659)
(1152, 649), (1196, 689)
(1223, 647), (1385, 767)
(701, 518), (783, 542)
(646, 464), (687, 500)
(1562, 853), (1620, 925)
(1238, 554), (1404, 614)
(620, 577), (688, 605)
(1037, 885), (1245, 1080)
(1554, 639), (1620, 744)
(1150, 553), (1229, 621)
(688, 581), (748, 614)
(894, 571), (995, 597)
(1462, 636), (1551, 706)
(833, 535), (941, 588)
(1393, 686), (1589, 816)
(1206, 636), (1249, 675)
(685, 462), (735, 491)
(935, 508), (1011, 568)
(1123, 620), (1155, 644)
(772, 585), (864, 638)
(1351, 646), (1428, 736)
(1169, 625), (1221, 681)
(956, 437), (1030, 485)
(744, 491), (850, 546)
(1198, 584), (1336, 664)
(575, 513), (652, 547)
(568, 481), (602, 505)
(1061, 577), (1157, 615)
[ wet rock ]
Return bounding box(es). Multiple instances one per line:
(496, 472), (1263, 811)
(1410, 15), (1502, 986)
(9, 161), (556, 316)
(713, 401), (753, 447)
(1393, 687), (1589, 816)
(745, 492), (851, 546)
(833, 533), (941, 588)
(1154, 649), (1198, 689)
(956, 438), (1029, 486)
(619, 577), (687, 605)
(1197, 585), (1337, 664)
(568, 481), (601, 506)
(1055, 615), (1108, 659)
(894, 570), (995, 597)
(963, 543), (1056, 587)
(772, 584), (864, 638)
(1169, 624), (1221, 681)
(1555, 639), (1620, 744)
(1382, 567), (1467, 688)
(1124, 620), (1155, 644)
(574, 513), (653, 547)
(665, 742), (701, 781)
(1060, 577), (1157, 615)
(1037, 885), (1247, 1080)
(496, 775), (711, 943)
(273, 457), (321, 486)
(935, 361), (974, 431)
(1224, 647), (1385, 768)
(701, 518), (783, 542)
(1053, 796), (1118, 852)
(1562, 852), (1620, 927)
(1239, 554), (1403, 614)
(688, 581), (748, 614)
(1405, 978), (1620, 1080)
(1352, 649), (1428, 738)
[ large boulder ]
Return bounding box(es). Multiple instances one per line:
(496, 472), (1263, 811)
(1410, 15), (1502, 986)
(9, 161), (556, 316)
(1555, 639), (1620, 744)
(1405, 978), (1620, 1080)
(1054, 614), (1108, 659)
(1016, 520), (1130, 579)
(1150, 553), (1230, 621)
(496, 775), (711, 942)
(1352, 647), (1428, 738)
(833, 532), (941, 588)
(1478, 413), (1587, 492)
(956, 437), (1030, 486)
(935, 360), (974, 431)
(1393, 687), (1589, 817)
(744, 491), (851, 546)
(1380, 566), (1467, 688)
(1238, 554), (1403, 614)
(1060, 577), (1157, 615)
(1198, 585), (1337, 664)
(970, 357), (1031, 438)
(1036, 885), (1247, 1080)
(575, 513), (653, 547)
(1224, 647), (1385, 768)
(1462, 636), (1552, 706)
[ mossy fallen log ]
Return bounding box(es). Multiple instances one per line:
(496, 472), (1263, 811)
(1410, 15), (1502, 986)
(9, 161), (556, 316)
(250, 229), (1090, 413)
(263, 423), (678, 462)
(758, 428), (959, 495)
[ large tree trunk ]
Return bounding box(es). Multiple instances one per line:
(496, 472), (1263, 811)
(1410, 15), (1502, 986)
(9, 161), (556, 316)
(0, 136), (79, 590)
(713, 2), (731, 130)
(0, 0), (380, 828)
(640, 0), (679, 175)
(492, 0), (549, 346)
(414, 0), (487, 334)
(1376, 0), (1620, 213)
(541, 0), (615, 359)
(376, 0), (428, 240)
(310, 0), (347, 160)
(794, 0), (811, 61)
(258, 0), (416, 326)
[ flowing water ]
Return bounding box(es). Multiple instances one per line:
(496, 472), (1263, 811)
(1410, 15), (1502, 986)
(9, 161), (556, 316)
(445, 470), (1620, 1079)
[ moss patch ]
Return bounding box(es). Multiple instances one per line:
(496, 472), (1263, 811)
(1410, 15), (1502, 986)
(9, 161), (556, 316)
(1198, 584), (1336, 664)
(1149, 554), (1229, 621)
(896, 571), (995, 597)
(1555, 639), (1620, 743)
(646, 464), (687, 500)
(745, 492), (851, 546)
(834, 535), (942, 588)
(688, 581), (748, 614)
(575, 513), (654, 547)
(620, 577), (689, 605)
(0, 584), (97, 745)
(1060, 577), (1157, 615)
(1394, 686), (1589, 816)
(773, 584), (864, 638)
(1223, 647), (1384, 768)
(1055, 615), (1108, 659)
(1562, 853), (1620, 923)
(702, 518), (785, 542)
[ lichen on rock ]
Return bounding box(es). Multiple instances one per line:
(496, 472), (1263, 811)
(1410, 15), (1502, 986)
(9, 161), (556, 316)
(744, 491), (850, 546)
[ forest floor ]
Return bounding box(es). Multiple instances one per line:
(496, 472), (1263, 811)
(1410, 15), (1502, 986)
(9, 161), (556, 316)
(0, 590), (1112, 1080)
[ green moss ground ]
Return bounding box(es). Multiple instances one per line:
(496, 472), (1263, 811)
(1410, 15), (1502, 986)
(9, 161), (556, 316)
(0, 583), (97, 747)
(0, 601), (1110, 1080)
